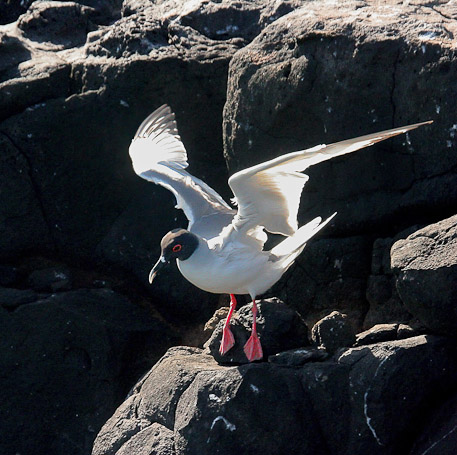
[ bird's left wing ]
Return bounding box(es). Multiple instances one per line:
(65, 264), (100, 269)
(228, 121), (432, 237)
(129, 105), (235, 238)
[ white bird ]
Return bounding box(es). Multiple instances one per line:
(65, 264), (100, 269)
(129, 104), (431, 362)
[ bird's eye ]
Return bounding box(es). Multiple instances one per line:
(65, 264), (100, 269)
(172, 244), (182, 253)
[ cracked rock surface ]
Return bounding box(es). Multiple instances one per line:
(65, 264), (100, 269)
(223, 0), (457, 236)
(93, 336), (457, 455)
(391, 214), (457, 336)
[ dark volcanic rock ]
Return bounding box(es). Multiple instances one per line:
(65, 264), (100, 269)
(223, 1), (457, 236)
(0, 286), (40, 310)
(274, 235), (373, 329)
(2, 1), (457, 454)
(93, 335), (457, 455)
(0, 264), (19, 287)
(268, 346), (328, 366)
(355, 323), (426, 346)
(410, 393), (457, 455)
(27, 266), (72, 292)
(0, 2), (248, 322)
(391, 214), (457, 336)
(0, 131), (53, 259)
(17, 1), (98, 49)
(0, 288), (177, 455)
(204, 298), (309, 364)
(302, 336), (457, 455)
(355, 323), (399, 346)
(93, 346), (326, 455)
(364, 232), (418, 329)
(311, 311), (356, 354)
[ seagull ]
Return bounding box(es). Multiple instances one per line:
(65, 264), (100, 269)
(129, 104), (431, 362)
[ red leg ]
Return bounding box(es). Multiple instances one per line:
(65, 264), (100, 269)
(243, 298), (263, 361)
(219, 294), (237, 355)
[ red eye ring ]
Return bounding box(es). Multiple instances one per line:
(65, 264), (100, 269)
(172, 244), (182, 253)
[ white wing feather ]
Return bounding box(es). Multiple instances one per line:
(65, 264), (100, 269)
(229, 121), (432, 237)
(129, 105), (234, 237)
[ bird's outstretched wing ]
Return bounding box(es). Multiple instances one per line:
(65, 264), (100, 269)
(228, 121), (432, 237)
(129, 105), (235, 238)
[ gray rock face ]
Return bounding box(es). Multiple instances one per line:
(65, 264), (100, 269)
(92, 335), (457, 455)
(391, 214), (457, 336)
(274, 235), (373, 329)
(311, 311), (356, 354)
(355, 323), (420, 346)
(2, 1), (457, 454)
(410, 393), (457, 455)
(17, 2), (98, 49)
(0, 288), (177, 455)
(363, 231), (419, 329)
(0, 0), (304, 324)
(223, 1), (457, 236)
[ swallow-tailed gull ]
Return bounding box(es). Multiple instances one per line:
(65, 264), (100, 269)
(129, 104), (431, 362)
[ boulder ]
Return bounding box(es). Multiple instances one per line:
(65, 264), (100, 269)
(204, 298), (309, 364)
(364, 233), (418, 329)
(27, 265), (72, 292)
(0, 288), (177, 455)
(93, 346), (327, 455)
(17, 2), (98, 49)
(311, 311), (356, 354)
(301, 335), (457, 455)
(93, 335), (457, 455)
(391, 214), (457, 336)
(268, 346), (328, 366)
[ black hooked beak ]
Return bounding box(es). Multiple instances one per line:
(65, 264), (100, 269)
(149, 256), (169, 284)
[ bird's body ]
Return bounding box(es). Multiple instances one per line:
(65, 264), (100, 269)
(129, 104), (431, 361)
(177, 228), (279, 296)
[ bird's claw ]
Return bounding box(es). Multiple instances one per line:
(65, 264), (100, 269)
(244, 333), (263, 362)
(219, 327), (235, 355)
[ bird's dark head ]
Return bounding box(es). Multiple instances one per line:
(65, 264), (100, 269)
(149, 229), (199, 284)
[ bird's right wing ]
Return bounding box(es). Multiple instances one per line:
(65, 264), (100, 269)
(129, 105), (235, 238)
(228, 121), (432, 238)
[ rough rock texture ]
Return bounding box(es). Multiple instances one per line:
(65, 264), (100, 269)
(224, 1), (457, 236)
(363, 230), (419, 329)
(93, 336), (457, 455)
(2, 0), (457, 454)
(204, 298), (309, 364)
(410, 393), (457, 455)
(0, 288), (177, 455)
(391, 214), (457, 336)
(273, 235), (373, 329)
(311, 311), (356, 354)
(355, 322), (425, 346)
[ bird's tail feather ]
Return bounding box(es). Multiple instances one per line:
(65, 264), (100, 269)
(271, 213), (337, 268)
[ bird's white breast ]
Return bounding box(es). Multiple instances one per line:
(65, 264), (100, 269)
(177, 240), (281, 297)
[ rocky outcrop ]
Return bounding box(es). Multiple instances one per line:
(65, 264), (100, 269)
(2, 0), (457, 454)
(204, 298), (309, 364)
(92, 335), (457, 455)
(311, 310), (356, 354)
(0, 286), (177, 455)
(391, 214), (457, 336)
(224, 1), (457, 235)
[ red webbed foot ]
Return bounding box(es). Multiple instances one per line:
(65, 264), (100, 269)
(219, 326), (235, 355)
(243, 332), (263, 362)
(219, 294), (237, 355)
